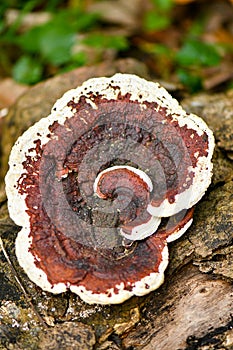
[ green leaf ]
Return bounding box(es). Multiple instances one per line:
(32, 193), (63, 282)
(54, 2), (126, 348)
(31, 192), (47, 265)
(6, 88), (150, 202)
(18, 23), (76, 65)
(65, 11), (98, 32)
(71, 51), (87, 66)
(83, 34), (129, 50)
(188, 19), (205, 37)
(17, 26), (42, 53)
(50, 9), (98, 32)
(151, 0), (174, 11)
(59, 52), (87, 73)
(151, 43), (173, 56)
(177, 68), (202, 93)
(12, 55), (42, 84)
(144, 12), (170, 31)
(17, 9), (98, 66)
(176, 39), (221, 67)
(39, 25), (75, 65)
(0, 19), (5, 34)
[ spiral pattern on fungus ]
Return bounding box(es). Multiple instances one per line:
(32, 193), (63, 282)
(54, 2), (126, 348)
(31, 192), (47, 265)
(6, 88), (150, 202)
(5, 74), (214, 304)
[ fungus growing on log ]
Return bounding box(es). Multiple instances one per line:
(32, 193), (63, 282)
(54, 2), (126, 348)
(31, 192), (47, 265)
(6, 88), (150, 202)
(5, 74), (214, 304)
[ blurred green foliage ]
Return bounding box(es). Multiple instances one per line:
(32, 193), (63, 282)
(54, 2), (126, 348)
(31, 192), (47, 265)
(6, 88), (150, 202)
(142, 1), (223, 92)
(0, 0), (228, 91)
(175, 38), (221, 92)
(143, 0), (173, 31)
(16, 10), (98, 65)
(176, 39), (221, 67)
(12, 55), (42, 84)
(0, 0), (129, 84)
(83, 34), (129, 51)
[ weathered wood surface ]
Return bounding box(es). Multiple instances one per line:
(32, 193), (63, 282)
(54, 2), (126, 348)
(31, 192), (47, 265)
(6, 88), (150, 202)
(0, 59), (232, 349)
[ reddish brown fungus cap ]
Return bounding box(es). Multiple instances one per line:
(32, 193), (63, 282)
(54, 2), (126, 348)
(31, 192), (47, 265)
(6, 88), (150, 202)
(5, 74), (214, 304)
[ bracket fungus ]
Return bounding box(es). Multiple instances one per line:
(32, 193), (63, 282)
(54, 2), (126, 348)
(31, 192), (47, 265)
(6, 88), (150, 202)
(5, 74), (214, 304)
